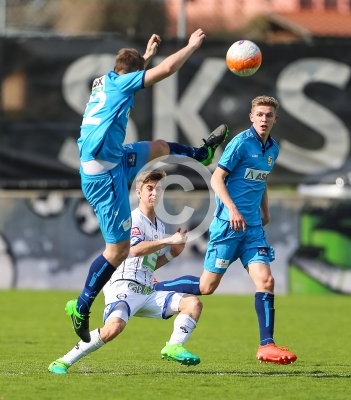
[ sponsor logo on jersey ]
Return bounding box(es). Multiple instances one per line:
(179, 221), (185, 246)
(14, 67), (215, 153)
(215, 258), (230, 269)
(244, 168), (270, 181)
(92, 76), (105, 92)
(252, 154), (258, 158)
(117, 294), (127, 300)
(131, 227), (142, 236)
(267, 156), (273, 166)
(128, 152), (137, 167)
(258, 247), (268, 256)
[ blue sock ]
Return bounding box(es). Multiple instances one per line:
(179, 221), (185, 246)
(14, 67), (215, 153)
(255, 292), (275, 345)
(167, 142), (208, 162)
(154, 275), (201, 295)
(77, 255), (116, 315)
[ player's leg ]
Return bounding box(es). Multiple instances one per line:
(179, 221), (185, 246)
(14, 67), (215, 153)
(49, 302), (129, 374)
(155, 218), (236, 295)
(66, 164), (131, 343)
(161, 294), (203, 366)
(154, 275), (201, 294)
(138, 291), (202, 365)
(242, 227), (297, 364)
(147, 124), (229, 165)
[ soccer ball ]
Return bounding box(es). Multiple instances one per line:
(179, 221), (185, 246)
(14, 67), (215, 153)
(226, 40), (262, 77)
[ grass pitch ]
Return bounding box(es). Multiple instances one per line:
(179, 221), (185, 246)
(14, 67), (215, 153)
(0, 291), (350, 400)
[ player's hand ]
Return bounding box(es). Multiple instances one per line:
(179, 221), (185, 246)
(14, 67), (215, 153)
(169, 229), (187, 257)
(261, 213), (270, 227)
(188, 29), (206, 50)
(168, 228), (188, 245)
(144, 34), (161, 60)
(229, 209), (246, 232)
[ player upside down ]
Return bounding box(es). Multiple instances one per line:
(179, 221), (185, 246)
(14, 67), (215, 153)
(154, 96), (297, 365)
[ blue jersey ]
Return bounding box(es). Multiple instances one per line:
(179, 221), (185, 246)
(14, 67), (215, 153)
(214, 126), (279, 226)
(78, 70), (146, 163)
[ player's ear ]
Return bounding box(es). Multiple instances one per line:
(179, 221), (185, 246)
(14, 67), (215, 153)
(136, 189), (141, 198)
(249, 112), (254, 122)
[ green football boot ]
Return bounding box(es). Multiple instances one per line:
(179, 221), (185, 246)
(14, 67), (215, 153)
(161, 342), (200, 366)
(201, 124), (229, 166)
(65, 299), (91, 343)
(48, 359), (69, 374)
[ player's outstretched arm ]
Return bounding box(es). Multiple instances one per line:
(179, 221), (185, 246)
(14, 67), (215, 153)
(143, 34), (161, 68)
(144, 29), (206, 87)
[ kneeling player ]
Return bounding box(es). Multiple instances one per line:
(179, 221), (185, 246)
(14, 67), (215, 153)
(48, 169), (202, 374)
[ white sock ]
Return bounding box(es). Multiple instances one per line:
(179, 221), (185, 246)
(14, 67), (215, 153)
(60, 329), (105, 366)
(168, 314), (197, 345)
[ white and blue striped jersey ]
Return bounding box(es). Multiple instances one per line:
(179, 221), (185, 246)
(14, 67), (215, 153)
(78, 70), (146, 164)
(215, 126), (279, 226)
(109, 208), (167, 287)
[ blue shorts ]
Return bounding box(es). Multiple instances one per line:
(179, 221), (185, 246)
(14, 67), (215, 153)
(80, 142), (150, 244)
(204, 218), (275, 274)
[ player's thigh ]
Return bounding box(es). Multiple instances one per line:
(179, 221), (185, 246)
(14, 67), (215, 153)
(103, 281), (148, 322)
(240, 225), (275, 268)
(81, 164), (131, 244)
(203, 218), (243, 274)
(121, 141), (151, 183)
(240, 225), (275, 290)
(104, 240), (130, 266)
(134, 291), (184, 319)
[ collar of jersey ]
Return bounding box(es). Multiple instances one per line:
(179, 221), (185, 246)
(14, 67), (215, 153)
(250, 125), (273, 152)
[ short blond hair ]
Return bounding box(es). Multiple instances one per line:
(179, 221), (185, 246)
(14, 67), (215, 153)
(136, 169), (167, 190)
(251, 95), (279, 112)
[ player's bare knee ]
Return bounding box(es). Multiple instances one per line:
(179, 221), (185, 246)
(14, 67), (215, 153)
(199, 284), (216, 295)
(260, 274), (274, 292)
(155, 139), (169, 156)
(179, 295), (203, 317)
(104, 243), (129, 266)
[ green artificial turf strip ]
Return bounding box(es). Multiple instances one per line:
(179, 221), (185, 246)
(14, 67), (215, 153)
(0, 291), (350, 400)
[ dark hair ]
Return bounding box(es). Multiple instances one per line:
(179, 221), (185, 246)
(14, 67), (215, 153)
(114, 48), (145, 73)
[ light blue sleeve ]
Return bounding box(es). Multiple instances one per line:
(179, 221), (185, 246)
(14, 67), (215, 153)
(218, 137), (243, 172)
(111, 70), (146, 95)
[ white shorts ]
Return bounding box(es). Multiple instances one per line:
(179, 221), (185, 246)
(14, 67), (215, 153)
(103, 280), (184, 323)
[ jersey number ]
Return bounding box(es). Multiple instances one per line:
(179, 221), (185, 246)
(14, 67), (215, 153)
(82, 91), (106, 126)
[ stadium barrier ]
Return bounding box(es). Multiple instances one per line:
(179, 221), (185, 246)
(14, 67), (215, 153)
(4, 189), (348, 294)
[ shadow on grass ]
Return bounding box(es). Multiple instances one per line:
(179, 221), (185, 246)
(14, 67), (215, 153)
(176, 370), (351, 378)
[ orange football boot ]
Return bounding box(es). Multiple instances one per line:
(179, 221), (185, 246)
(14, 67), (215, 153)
(256, 343), (297, 365)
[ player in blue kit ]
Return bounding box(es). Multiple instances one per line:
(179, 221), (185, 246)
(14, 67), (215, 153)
(154, 96), (297, 365)
(65, 28), (228, 343)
